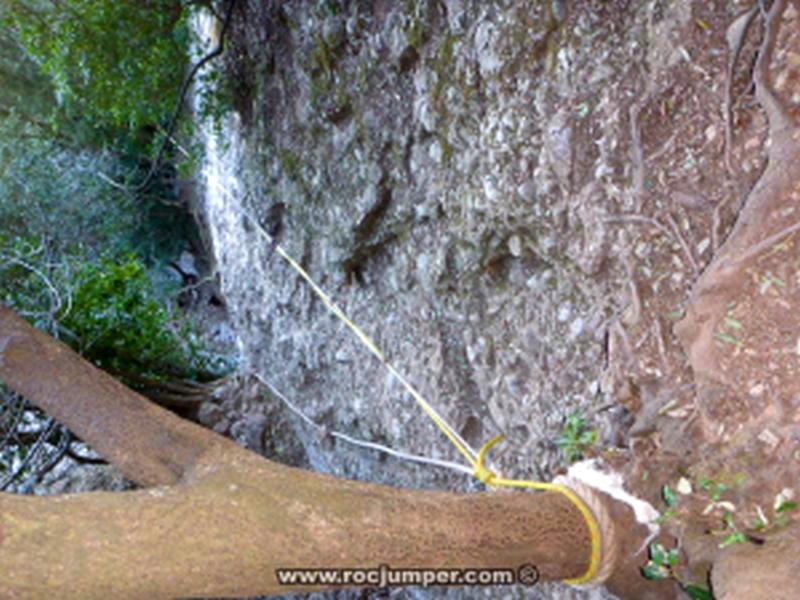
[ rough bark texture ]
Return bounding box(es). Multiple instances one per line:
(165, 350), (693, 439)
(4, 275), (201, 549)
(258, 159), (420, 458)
(0, 305), (226, 487)
(0, 457), (591, 598)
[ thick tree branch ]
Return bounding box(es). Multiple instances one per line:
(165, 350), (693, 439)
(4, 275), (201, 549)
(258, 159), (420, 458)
(0, 305), (230, 486)
(0, 305), (673, 599)
(0, 461), (599, 598)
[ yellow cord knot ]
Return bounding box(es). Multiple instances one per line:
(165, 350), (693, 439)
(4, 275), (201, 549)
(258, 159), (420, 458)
(472, 435), (504, 486)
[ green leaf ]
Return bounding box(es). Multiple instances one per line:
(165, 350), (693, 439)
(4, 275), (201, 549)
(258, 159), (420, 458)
(711, 483), (728, 502)
(5, 0), (189, 149)
(663, 485), (678, 507)
(682, 584), (714, 600)
(667, 548), (680, 567)
(713, 332), (742, 347)
(641, 562), (670, 581)
(722, 512), (735, 529)
(776, 500), (797, 513)
(654, 508), (677, 524)
(719, 532), (747, 548)
(649, 543), (668, 566)
(724, 317), (743, 330)
(556, 412), (596, 464)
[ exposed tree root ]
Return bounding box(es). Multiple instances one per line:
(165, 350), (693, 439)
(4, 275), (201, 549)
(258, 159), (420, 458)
(724, 4), (759, 174)
(678, 0), (799, 374)
(674, 1), (800, 580)
(752, 0), (796, 137)
(605, 214), (699, 274)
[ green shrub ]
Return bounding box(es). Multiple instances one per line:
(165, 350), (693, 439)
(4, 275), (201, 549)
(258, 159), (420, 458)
(61, 256), (214, 380)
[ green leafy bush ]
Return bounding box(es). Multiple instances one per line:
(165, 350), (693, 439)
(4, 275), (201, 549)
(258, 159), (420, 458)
(61, 256), (214, 380)
(0, 128), (135, 254)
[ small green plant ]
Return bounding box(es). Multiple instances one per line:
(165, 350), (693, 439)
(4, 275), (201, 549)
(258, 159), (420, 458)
(663, 485), (678, 507)
(747, 488), (797, 532)
(698, 477), (728, 501)
(652, 482), (682, 525)
(642, 542), (712, 599)
(712, 512), (748, 549)
(556, 412), (597, 463)
(641, 541), (680, 581)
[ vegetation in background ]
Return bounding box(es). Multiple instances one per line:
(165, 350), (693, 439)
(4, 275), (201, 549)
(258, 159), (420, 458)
(0, 27), (56, 133)
(1, 0), (188, 152)
(0, 123), (135, 251)
(62, 256), (224, 380)
(0, 1), (232, 390)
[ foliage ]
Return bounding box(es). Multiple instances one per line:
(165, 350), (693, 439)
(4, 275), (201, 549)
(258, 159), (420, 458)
(1, 0), (188, 150)
(0, 125), (133, 252)
(0, 1), (231, 491)
(61, 256), (202, 377)
(642, 542), (713, 600)
(0, 123), (225, 385)
(0, 250), (217, 379)
(0, 0), (225, 384)
(645, 481), (718, 598)
(62, 257), (172, 372)
(555, 411), (597, 463)
(0, 114), (201, 262)
(0, 30), (56, 129)
(698, 477), (728, 502)
(641, 542), (679, 581)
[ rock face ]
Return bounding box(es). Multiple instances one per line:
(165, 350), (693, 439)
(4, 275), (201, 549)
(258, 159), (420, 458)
(202, 0), (660, 479)
(193, 1), (722, 598)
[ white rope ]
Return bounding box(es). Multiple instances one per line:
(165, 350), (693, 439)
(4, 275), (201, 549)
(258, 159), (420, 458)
(205, 168), (481, 465)
(255, 374), (473, 476)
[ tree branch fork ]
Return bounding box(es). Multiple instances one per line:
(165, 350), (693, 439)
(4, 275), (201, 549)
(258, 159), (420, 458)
(0, 306), (670, 598)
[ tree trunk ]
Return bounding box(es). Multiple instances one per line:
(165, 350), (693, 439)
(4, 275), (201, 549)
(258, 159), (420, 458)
(0, 306), (674, 598)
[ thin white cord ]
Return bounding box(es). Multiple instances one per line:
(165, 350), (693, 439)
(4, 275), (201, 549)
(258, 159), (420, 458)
(255, 374), (473, 476)
(206, 172), (480, 463)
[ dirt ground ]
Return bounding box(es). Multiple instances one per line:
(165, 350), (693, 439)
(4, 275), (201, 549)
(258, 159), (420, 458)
(585, 0), (800, 589)
(633, 0), (800, 586)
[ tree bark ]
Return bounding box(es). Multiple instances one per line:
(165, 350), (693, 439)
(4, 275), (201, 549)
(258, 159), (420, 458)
(0, 305), (673, 598)
(0, 455), (591, 597)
